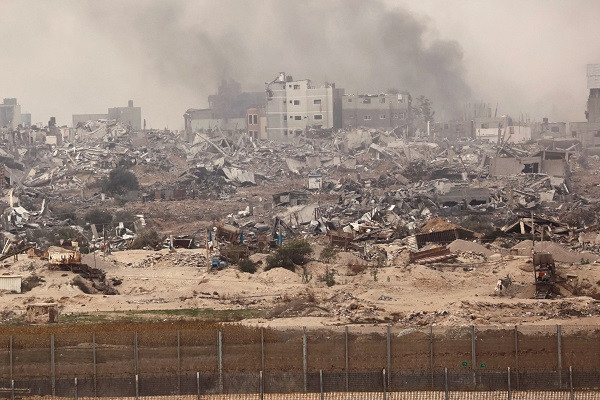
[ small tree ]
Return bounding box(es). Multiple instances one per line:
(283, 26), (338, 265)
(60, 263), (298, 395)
(319, 244), (338, 263)
(103, 167), (139, 195)
(319, 267), (336, 287)
(239, 258), (257, 274)
(266, 239), (313, 272)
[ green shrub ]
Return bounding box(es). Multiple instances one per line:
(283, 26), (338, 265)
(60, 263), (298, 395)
(102, 167), (139, 195)
(319, 267), (336, 287)
(319, 244), (338, 263)
(239, 258), (257, 274)
(265, 239), (313, 272)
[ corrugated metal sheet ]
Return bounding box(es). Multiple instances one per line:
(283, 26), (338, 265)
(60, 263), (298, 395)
(0, 275), (21, 293)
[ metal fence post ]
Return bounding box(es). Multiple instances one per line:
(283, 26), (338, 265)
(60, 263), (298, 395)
(92, 332), (97, 398)
(217, 329), (223, 394)
(196, 371), (200, 400)
(569, 366), (574, 400)
(444, 367), (449, 400)
(386, 325), (391, 389)
(319, 369), (324, 400)
(344, 325), (349, 392)
(50, 333), (56, 396)
(302, 327), (308, 392)
(135, 374), (139, 400)
(260, 327), (265, 372)
(259, 370), (264, 400)
(177, 330), (181, 395)
(10, 380), (14, 400)
(471, 325), (477, 387)
(9, 335), (13, 382)
(557, 324), (562, 388)
(134, 331), (139, 375)
(74, 377), (78, 400)
(429, 325), (434, 389)
(514, 325), (519, 390)
(507, 367), (511, 400)
(382, 369), (387, 400)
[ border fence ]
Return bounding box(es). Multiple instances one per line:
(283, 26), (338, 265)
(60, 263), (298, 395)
(0, 323), (598, 399)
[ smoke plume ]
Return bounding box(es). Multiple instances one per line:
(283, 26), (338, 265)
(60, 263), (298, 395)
(85, 0), (470, 121)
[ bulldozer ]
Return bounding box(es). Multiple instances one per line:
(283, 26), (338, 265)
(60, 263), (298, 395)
(533, 253), (567, 299)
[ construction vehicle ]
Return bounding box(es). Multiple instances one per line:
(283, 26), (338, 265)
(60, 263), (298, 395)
(533, 253), (566, 299)
(47, 246), (118, 294)
(0, 244), (34, 262)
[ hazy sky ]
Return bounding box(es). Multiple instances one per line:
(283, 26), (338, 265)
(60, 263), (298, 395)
(1, 0), (599, 129)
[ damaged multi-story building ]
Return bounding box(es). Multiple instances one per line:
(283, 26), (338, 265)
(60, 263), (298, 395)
(434, 102), (531, 143)
(184, 80), (265, 137)
(72, 100), (142, 130)
(341, 92), (410, 131)
(532, 118), (567, 140)
(0, 98), (23, 129)
(265, 72), (344, 141)
(569, 64), (600, 148)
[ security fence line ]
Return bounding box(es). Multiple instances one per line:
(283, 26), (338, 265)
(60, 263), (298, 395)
(0, 324), (599, 397)
(1, 369), (600, 399)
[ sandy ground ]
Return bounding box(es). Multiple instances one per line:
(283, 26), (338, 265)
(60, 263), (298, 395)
(1, 241), (599, 327)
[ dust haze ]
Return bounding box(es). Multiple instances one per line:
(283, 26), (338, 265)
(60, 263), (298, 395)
(1, 0), (600, 126)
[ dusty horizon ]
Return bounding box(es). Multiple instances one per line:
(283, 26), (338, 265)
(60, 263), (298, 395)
(1, 0), (599, 129)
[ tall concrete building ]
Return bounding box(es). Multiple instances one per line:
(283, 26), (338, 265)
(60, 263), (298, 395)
(341, 93), (410, 130)
(586, 64), (600, 123)
(568, 64), (600, 148)
(265, 73), (344, 142)
(0, 98), (22, 129)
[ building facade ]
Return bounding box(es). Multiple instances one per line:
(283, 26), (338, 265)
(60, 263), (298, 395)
(72, 100), (141, 130)
(567, 65), (600, 148)
(184, 80), (265, 136)
(208, 80), (265, 119)
(108, 100), (142, 130)
(569, 122), (600, 148)
(0, 98), (22, 129)
(532, 119), (567, 140)
(587, 64), (600, 123)
(341, 93), (410, 130)
(246, 107), (267, 140)
(265, 73), (344, 142)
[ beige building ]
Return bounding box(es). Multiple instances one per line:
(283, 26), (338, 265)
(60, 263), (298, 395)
(265, 73), (344, 142)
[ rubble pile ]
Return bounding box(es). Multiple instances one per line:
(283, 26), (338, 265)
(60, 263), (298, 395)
(132, 252), (207, 269)
(2, 117), (600, 326)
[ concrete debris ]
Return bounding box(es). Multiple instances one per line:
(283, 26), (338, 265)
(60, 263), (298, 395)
(3, 114), (600, 324)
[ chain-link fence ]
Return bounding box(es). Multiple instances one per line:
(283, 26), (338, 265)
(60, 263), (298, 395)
(0, 370), (598, 399)
(0, 324), (598, 398)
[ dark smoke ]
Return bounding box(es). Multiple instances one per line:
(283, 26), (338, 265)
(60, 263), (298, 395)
(86, 0), (470, 119)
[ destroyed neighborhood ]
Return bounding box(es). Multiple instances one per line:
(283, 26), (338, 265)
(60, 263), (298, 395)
(1, 68), (600, 327)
